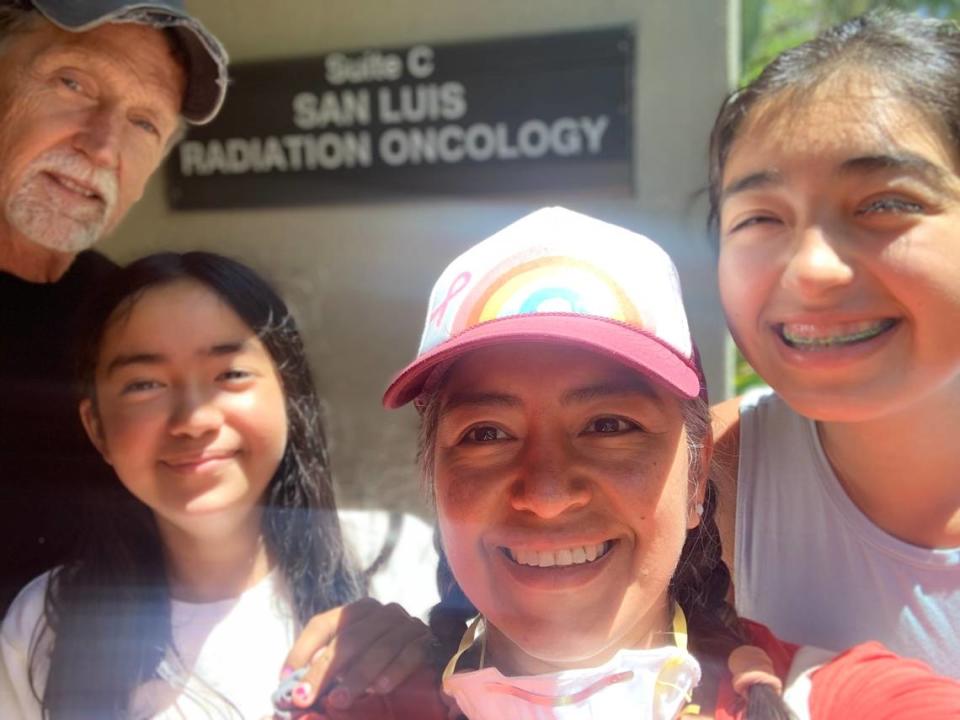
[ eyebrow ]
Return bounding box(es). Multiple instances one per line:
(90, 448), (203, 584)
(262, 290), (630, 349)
(104, 340), (251, 376)
(208, 340), (249, 356)
(721, 151), (954, 206)
(439, 380), (664, 416)
(561, 381), (663, 407)
(440, 392), (521, 416)
(720, 169), (783, 204)
(838, 152), (953, 191)
(104, 352), (165, 376)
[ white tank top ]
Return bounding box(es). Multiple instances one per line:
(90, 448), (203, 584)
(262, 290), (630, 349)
(735, 388), (960, 679)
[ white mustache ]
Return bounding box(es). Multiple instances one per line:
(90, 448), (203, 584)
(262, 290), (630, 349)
(28, 148), (118, 213)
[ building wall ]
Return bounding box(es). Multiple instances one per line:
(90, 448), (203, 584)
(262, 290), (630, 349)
(101, 0), (737, 514)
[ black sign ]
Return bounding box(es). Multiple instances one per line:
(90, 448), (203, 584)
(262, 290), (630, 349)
(166, 27), (633, 209)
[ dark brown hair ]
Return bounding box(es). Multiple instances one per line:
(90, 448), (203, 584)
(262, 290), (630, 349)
(708, 9), (960, 240)
(35, 252), (363, 718)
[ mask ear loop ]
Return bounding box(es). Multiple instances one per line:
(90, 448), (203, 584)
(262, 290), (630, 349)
(442, 614), (484, 688)
(661, 604), (702, 716)
(672, 602), (688, 650)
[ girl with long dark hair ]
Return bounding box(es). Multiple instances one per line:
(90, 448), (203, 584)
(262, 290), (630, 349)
(708, 10), (960, 678)
(0, 252), (428, 719)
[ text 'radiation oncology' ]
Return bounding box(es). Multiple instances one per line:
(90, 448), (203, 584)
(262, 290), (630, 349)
(178, 45), (612, 176)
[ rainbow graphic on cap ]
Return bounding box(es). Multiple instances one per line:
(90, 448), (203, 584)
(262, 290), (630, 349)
(448, 254), (647, 337)
(389, 208), (700, 409)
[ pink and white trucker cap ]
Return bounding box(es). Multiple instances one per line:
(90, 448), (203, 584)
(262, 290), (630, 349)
(383, 207), (702, 409)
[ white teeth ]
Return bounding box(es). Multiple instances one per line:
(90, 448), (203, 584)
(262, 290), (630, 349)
(509, 542), (610, 568)
(56, 175), (99, 199)
(780, 319), (895, 348)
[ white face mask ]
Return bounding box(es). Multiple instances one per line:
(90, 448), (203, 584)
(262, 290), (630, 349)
(443, 605), (701, 720)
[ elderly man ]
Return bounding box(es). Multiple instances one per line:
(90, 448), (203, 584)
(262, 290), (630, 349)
(0, 0), (227, 612)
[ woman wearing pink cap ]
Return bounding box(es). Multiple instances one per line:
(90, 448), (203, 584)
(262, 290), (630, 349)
(382, 207), (960, 719)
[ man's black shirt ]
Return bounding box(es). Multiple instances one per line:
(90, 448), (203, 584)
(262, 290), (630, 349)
(0, 251), (117, 613)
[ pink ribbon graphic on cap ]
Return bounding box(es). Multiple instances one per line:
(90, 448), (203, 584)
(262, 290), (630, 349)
(430, 271), (471, 328)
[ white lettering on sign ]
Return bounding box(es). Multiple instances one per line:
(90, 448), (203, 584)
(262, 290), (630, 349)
(378, 83), (467, 124)
(181, 39), (620, 181)
(580, 115), (609, 153)
(406, 45), (434, 78)
(377, 116), (610, 166)
(292, 90), (371, 129)
(179, 133), (374, 175)
(325, 51), (403, 85)
(179, 117), (609, 176)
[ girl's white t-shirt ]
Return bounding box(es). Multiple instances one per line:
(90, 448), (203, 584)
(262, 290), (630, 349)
(0, 569), (295, 719)
(735, 387), (960, 679)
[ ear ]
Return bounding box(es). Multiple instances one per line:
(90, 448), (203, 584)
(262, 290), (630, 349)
(687, 427), (714, 530)
(79, 398), (112, 465)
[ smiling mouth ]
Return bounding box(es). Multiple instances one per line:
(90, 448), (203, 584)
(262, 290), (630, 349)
(45, 172), (104, 203)
(777, 319), (898, 349)
(163, 451), (238, 470)
(501, 541), (615, 568)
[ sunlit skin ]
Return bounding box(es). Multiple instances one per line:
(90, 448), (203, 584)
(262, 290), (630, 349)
(715, 72), (960, 550)
(718, 74), (960, 423)
(433, 343), (704, 676)
(80, 280), (287, 599)
(0, 21), (184, 281)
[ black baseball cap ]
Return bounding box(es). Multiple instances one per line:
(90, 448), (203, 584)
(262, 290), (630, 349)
(20, 1), (228, 124)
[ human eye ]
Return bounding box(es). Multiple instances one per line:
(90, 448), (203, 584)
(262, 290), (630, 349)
(459, 424), (511, 444)
(131, 116), (160, 136)
(120, 378), (163, 395)
(59, 75), (82, 93)
(52, 69), (93, 97)
(855, 196), (924, 216)
(582, 416), (642, 435)
(217, 368), (254, 383)
(727, 212), (782, 234)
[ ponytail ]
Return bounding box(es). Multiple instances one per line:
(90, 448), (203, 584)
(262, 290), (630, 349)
(671, 398), (792, 720)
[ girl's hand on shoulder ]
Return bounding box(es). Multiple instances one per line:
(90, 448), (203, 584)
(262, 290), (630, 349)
(277, 598), (435, 713)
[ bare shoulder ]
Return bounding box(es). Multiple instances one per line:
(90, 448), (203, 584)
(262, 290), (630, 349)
(710, 396), (742, 584)
(711, 395), (741, 491)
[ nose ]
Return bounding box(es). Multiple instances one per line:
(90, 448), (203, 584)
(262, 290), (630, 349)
(510, 433), (591, 518)
(73, 107), (122, 169)
(168, 386), (223, 439)
(781, 224), (855, 298)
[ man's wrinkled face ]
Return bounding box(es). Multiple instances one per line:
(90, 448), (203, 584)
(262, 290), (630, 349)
(0, 20), (184, 254)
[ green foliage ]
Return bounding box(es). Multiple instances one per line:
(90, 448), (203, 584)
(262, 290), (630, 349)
(741, 0), (960, 83)
(734, 351), (768, 395)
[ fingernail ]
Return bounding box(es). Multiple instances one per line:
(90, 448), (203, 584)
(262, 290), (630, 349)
(293, 681), (313, 707)
(328, 686), (352, 709)
(280, 665), (295, 680)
